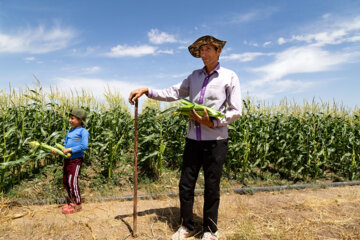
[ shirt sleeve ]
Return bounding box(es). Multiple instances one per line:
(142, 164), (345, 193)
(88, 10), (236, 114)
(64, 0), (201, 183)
(214, 72), (242, 127)
(148, 77), (190, 102)
(71, 129), (89, 153)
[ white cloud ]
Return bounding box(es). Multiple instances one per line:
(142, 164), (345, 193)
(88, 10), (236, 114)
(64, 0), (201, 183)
(288, 30), (347, 47)
(148, 29), (176, 44)
(251, 46), (348, 85)
(24, 56), (36, 61)
(106, 44), (157, 57)
(242, 45), (351, 99)
(263, 41), (272, 47)
(230, 16), (360, 100)
(243, 40), (260, 47)
(322, 13), (332, 19)
(155, 72), (188, 79)
(346, 16), (360, 31)
(277, 37), (286, 45)
(243, 79), (316, 100)
(230, 12), (258, 23)
(157, 49), (174, 55)
(221, 52), (272, 62)
(348, 35), (360, 42)
(228, 7), (279, 24)
(54, 77), (149, 103)
(0, 24), (76, 54)
(81, 66), (101, 74)
(271, 79), (315, 94)
(71, 46), (100, 57)
(277, 16), (360, 47)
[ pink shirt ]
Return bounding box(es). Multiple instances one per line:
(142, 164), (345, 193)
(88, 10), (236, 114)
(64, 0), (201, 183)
(148, 64), (242, 140)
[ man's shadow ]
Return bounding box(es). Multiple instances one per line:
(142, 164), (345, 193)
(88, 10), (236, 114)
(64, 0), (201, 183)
(115, 207), (203, 238)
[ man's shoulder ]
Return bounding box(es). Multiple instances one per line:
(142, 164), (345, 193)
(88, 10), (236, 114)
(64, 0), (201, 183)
(190, 68), (204, 75)
(218, 67), (239, 82)
(218, 66), (236, 75)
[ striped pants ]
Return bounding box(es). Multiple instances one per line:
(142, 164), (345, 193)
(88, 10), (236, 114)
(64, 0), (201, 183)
(63, 158), (83, 205)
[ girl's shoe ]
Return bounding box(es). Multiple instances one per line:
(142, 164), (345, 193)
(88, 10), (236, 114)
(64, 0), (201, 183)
(62, 203), (82, 214)
(62, 204), (72, 210)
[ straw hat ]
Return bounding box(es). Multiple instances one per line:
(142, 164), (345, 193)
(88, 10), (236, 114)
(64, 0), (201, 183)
(188, 35), (226, 58)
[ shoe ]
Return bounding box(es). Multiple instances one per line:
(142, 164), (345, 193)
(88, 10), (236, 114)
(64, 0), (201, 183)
(202, 231), (218, 240)
(62, 203), (82, 210)
(62, 204), (71, 210)
(62, 203), (82, 214)
(171, 226), (194, 240)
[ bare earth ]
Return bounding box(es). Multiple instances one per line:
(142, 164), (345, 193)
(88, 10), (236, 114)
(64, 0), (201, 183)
(1, 185), (360, 240)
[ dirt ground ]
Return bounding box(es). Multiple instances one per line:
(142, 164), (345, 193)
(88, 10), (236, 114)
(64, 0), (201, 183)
(1, 185), (360, 240)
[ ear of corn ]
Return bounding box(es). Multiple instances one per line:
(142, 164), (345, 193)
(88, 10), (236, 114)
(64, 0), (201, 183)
(29, 141), (71, 158)
(55, 143), (65, 150)
(55, 143), (72, 158)
(161, 98), (225, 119)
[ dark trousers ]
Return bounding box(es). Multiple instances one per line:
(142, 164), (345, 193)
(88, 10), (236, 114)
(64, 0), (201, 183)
(179, 138), (228, 233)
(63, 158), (83, 205)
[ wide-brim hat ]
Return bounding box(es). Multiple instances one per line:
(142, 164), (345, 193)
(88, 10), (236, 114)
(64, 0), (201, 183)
(69, 108), (87, 123)
(188, 35), (226, 58)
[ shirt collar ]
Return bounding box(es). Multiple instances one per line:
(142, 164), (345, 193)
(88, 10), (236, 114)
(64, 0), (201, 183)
(202, 63), (221, 75)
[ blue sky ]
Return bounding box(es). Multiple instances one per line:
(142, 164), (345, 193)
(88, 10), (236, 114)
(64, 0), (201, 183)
(1, 0), (360, 109)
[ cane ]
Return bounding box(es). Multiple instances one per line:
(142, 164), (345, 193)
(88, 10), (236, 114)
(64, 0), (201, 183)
(133, 99), (138, 237)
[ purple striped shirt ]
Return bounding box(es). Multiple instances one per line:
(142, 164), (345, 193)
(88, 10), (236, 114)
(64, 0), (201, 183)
(148, 64), (242, 140)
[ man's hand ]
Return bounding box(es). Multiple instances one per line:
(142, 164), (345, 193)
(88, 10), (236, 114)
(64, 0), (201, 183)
(128, 88), (149, 105)
(189, 109), (214, 128)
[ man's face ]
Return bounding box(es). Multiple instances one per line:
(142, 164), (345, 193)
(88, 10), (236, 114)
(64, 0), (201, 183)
(199, 44), (221, 66)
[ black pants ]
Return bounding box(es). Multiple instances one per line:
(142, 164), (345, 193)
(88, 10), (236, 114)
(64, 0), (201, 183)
(179, 138), (228, 233)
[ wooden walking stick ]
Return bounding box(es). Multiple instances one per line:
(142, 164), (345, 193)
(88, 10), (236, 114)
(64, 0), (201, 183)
(133, 99), (138, 237)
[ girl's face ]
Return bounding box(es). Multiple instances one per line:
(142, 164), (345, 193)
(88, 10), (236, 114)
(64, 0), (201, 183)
(69, 115), (82, 128)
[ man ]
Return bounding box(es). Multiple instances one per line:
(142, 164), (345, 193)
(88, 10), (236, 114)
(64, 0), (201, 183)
(129, 35), (242, 240)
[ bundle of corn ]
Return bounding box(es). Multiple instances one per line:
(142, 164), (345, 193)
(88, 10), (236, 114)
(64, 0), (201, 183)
(29, 141), (71, 158)
(162, 99), (225, 119)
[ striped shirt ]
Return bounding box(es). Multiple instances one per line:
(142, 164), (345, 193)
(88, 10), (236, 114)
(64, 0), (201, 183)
(148, 64), (242, 140)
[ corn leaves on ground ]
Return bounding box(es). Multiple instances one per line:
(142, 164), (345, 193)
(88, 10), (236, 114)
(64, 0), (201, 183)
(161, 98), (225, 119)
(29, 141), (71, 158)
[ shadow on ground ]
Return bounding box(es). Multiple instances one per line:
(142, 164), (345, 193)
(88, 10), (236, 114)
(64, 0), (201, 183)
(115, 207), (203, 238)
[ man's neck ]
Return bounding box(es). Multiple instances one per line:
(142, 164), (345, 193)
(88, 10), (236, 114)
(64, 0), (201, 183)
(205, 62), (219, 74)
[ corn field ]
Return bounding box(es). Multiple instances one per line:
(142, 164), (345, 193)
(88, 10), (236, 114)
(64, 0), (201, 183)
(1, 85), (360, 193)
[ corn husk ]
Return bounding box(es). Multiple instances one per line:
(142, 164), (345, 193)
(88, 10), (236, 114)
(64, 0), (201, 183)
(29, 141), (71, 158)
(161, 98), (225, 119)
